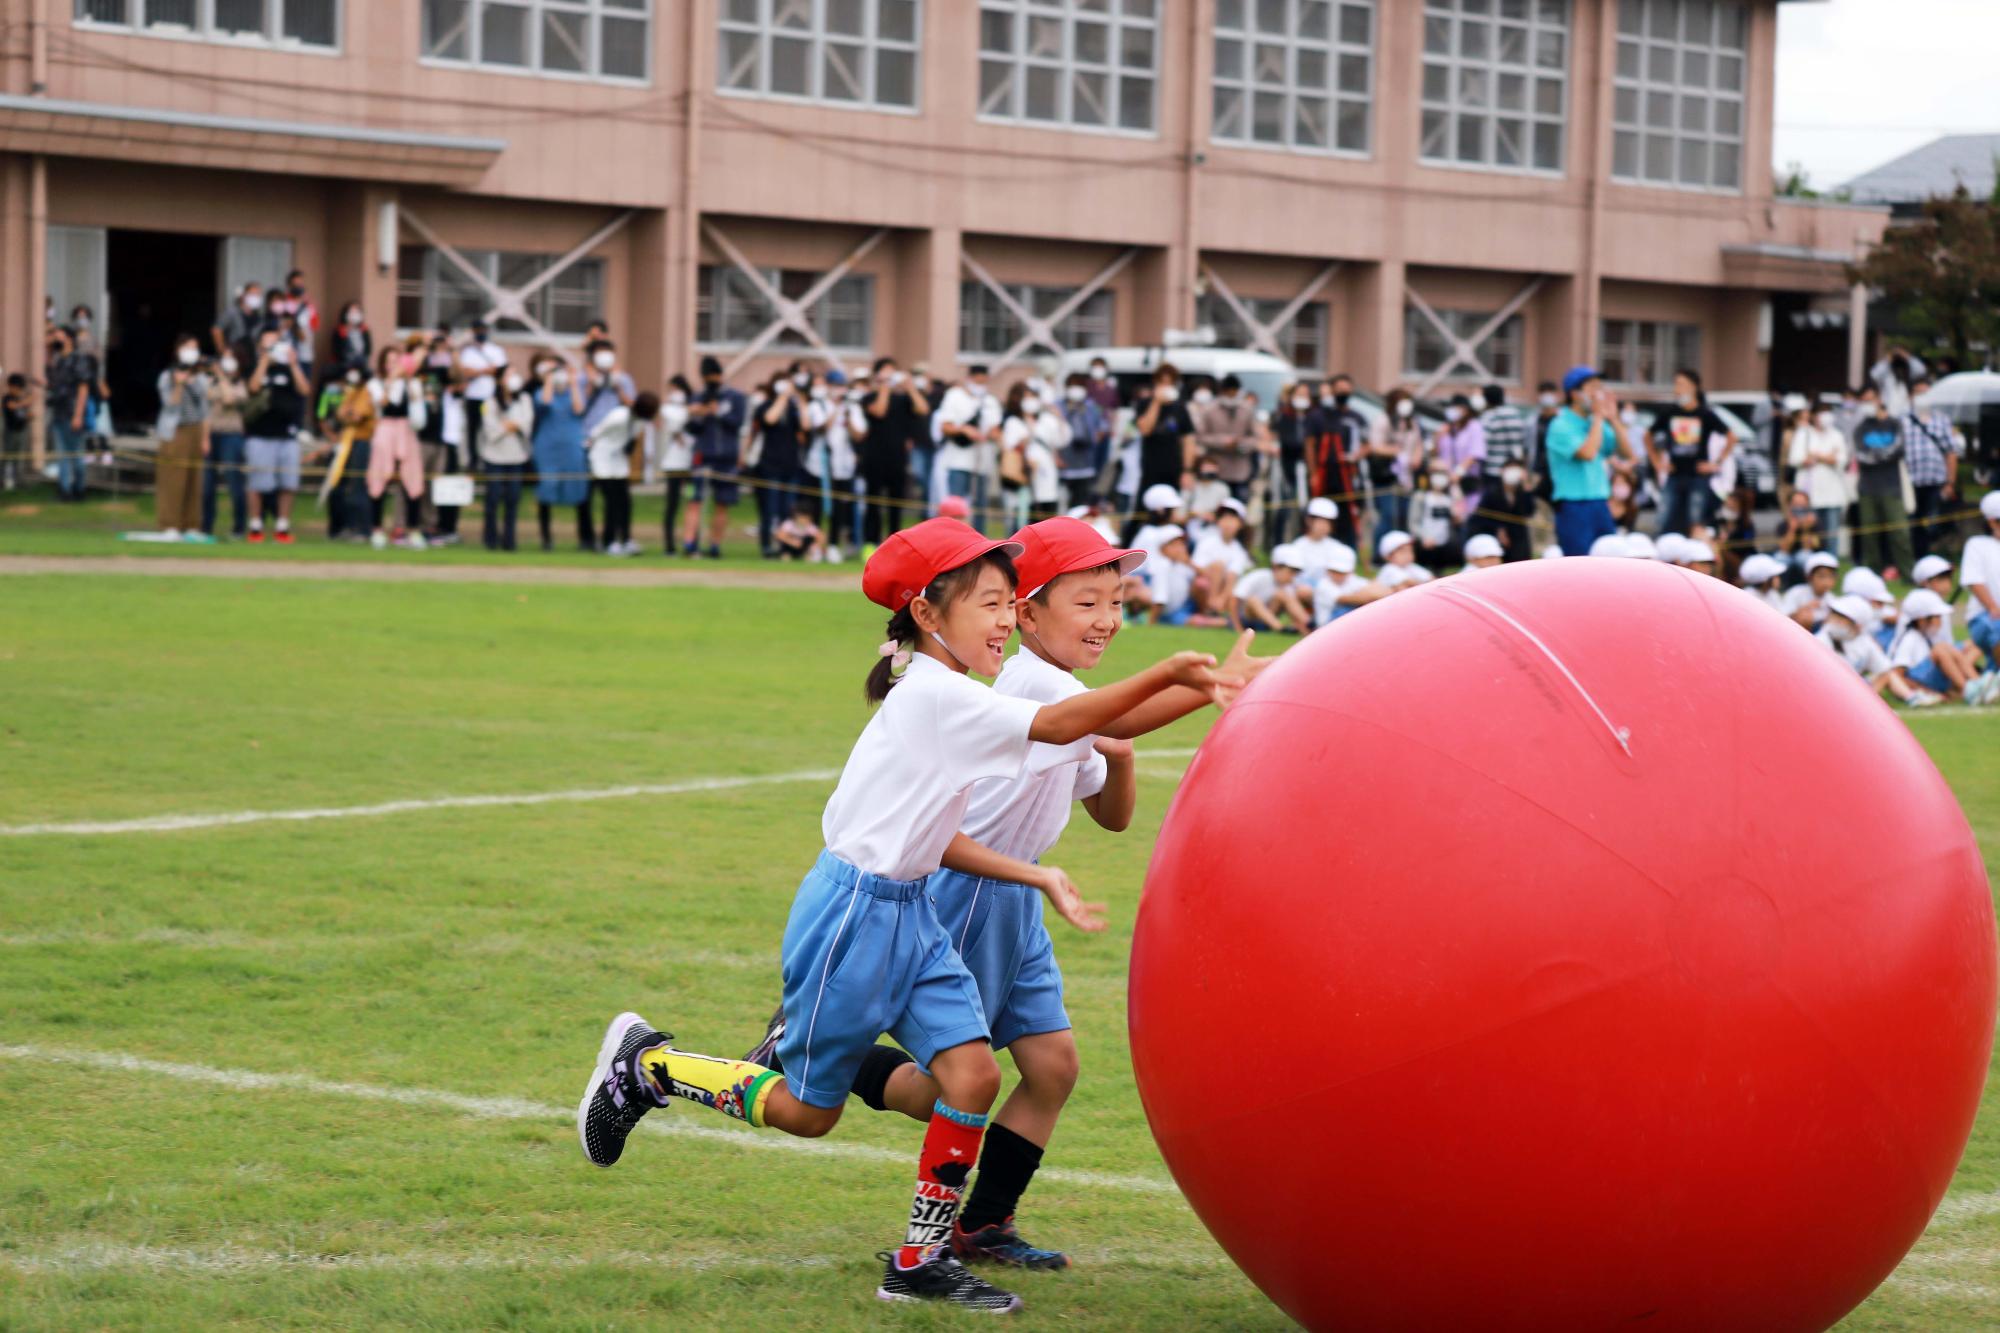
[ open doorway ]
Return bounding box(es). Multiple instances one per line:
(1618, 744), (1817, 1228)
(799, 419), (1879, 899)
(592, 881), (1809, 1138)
(105, 229), (220, 431)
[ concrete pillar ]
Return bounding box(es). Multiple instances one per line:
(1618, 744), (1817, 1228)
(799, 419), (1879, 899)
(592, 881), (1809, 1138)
(902, 224), (961, 372)
(1847, 282), (1868, 388)
(0, 152), (47, 461)
(324, 182), (398, 367)
(626, 206), (673, 386)
(1346, 257), (1405, 387)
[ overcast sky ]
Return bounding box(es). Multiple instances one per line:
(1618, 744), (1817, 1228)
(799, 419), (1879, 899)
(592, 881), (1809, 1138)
(1774, 0), (2000, 190)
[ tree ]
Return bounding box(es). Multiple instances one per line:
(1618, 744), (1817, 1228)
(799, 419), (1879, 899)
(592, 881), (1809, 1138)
(1848, 184), (2000, 369)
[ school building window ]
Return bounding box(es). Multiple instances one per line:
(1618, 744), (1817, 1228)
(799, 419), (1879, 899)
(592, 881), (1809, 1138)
(977, 0), (1158, 135)
(421, 0), (650, 81)
(1612, 0), (1746, 192)
(718, 0), (920, 111)
(958, 282), (1115, 356)
(1598, 318), (1702, 387)
(1419, 0), (1569, 175)
(396, 247), (605, 337)
(696, 265), (876, 352)
(1211, 0), (1373, 156)
(75, 0), (339, 50)
(1403, 308), (1524, 383)
(1196, 293), (1328, 372)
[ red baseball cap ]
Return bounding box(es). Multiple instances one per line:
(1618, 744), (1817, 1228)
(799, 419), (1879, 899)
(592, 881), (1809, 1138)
(1010, 517), (1146, 598)
(862, 517), (1025, 610)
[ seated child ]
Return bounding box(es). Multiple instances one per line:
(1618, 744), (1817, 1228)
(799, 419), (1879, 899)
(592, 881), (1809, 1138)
(1147, 526), (1200, 626)
(1461, 533), (1504, 570)
(1232, 546), (1310, 633)
(774, 503), (826, 561)
(1314, 543), (1389, 627)
(1374, 530), (1435, 591)
(1817, 594), (1897, 695)
(1888, 589), (1988, 706)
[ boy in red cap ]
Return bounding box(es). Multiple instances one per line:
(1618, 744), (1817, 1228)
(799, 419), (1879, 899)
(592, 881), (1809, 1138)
(577, 517), (1232, 1312)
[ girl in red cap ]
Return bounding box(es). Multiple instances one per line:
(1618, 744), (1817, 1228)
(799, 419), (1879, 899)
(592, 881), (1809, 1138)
(577, 517), (1230, 1313)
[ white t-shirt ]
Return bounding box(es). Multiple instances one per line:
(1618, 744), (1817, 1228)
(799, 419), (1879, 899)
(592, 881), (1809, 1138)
(808, 397), (865, 482)
(822, 655), (1063, 882)
(1749, 586), (1786, 615)
(958, 651), (1108, 864)
(1148, 559), (1196, 613)
(1961, 534), (2000, 608)
(1888, 625), (1935, 674)
(658, 401), (692, 472)
(459, 340), (508, 403)
(1234, 567), (1279, 603)
(1192, 532), (1252, 577)
(1313, 571), (1374, 626)
(1818, 628), (1891, 677)
(1780, 584), (1826, 623)
(934, 385), (999, 473)
(1375, 562), (1434, 591)
(1130, 523), (1179, 564)
(1288, 535), (1356, 588)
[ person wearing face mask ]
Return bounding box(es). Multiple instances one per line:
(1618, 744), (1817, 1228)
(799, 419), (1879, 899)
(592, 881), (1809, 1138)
(324, 362), (379, 542)
(934, 365), (1002, 531)
(1056, 373), (1110, 509)
(366, 345), (430, 548)
(1850, 388), (1914, 580)
(684, 356), (747, 558)
(999, 382), (1071, 529)
(275, 270), (319, 345)
(577, 339), (638, 550)
(1193, 374), (1258, 506)
(213, 283), (268, 361)
(43, 326), (95, 502)
(475, 366), (533, 553)
(69, 305), (98, 355)
(1265, 382), (1313, 548)
(1478, 385), (1528, 481)
(1432, 394), (1486, 495)
(1304, 374), (1365, 549)
(243, 330), (307, 543)
(200, 349), (250, 539)
(1367, 389), (1425, 547)
(657, 374), (695, 554)
(1082, 357), (1120, 414)
(860, 357), (933, 549)
(532, 357), (595, 552)
(334, 301), (371, 370)
(1124, 365), (1195, 545)
(1648, 369), (1737, 537)
(749, 362), (815, 556)
(808, 369), (867, 556)
(152, 335), (211, 538)
(1465, 459), (1538, 562)
(1544, 366), (1635, 557)
(1786, 399), (1852, 558)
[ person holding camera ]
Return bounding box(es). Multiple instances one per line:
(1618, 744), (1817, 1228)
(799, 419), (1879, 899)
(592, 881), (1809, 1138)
(1544, 366), (1635, 556)
(244, 328), (308, 544)
(153, 334), (211, 538)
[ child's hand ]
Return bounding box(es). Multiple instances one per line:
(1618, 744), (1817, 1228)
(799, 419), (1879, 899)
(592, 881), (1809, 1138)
(1162, 650), (1223, 692)
(1220, 629), (1277, 684)
(1036, 866), (1107, 933)
(1094, 735), (1134, 760)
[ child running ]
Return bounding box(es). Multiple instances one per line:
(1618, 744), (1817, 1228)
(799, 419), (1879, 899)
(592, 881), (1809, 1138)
(577, 517), (1231, 1312)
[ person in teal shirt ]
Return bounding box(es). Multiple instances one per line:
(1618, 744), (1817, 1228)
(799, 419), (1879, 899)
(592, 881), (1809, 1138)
(1545, 365), (1635, 556)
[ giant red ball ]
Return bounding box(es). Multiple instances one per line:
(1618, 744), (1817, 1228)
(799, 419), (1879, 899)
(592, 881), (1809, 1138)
(1130, 557), (1995, 1332)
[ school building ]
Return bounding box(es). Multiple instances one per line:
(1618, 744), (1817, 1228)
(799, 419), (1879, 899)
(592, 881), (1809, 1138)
(0, 0), (1890, 427)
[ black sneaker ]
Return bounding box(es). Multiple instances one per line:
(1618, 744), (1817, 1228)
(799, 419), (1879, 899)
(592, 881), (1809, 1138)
(951, 1218), (1071, 1271)
(704, 545), (723, 560)
(876, 1249), (1023, 1313)
(576, 1010), (670, 1168)
(741, 1003), (786, 1073)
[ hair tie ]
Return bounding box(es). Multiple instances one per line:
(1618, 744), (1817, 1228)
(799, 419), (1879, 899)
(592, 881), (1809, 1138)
(878, 639), (913, 680)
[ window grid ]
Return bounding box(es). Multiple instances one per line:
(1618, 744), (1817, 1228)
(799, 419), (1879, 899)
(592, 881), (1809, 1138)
(422, 0), (651, 83)
(1403, 308), (1524, 384)
(1419, 0), (1569, 176)
(1597, 318), (1701, 387)
(695, 265), (877, 353)
(959, 282), (1115, 356)
(977, 0), (1158, 136)
(396, 247), (605, 338)
(719, 0), (921, 113)
(1611, 0), (1746, 192)
(74, 0), (339, 50)
(1196, 293), (1328, 371)
(1211, 0), (1374, 157)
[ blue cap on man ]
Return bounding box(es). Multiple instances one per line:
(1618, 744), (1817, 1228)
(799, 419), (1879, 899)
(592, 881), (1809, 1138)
(1561, 365), (1601, 396)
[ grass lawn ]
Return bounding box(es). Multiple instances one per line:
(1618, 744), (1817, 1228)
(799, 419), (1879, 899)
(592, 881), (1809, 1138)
(0, 566), (1995, 1330)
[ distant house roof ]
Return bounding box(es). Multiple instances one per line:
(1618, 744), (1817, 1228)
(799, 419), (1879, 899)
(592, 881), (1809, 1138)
(1839, 134), (2000, 205)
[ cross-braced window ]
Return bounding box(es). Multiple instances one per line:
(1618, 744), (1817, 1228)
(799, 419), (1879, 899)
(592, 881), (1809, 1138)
(719, 0), (921, 111)
(1404, 308), (1524, 383)
(396, 247), (605, 337)
(1211, 0), (1373, 156)
(75, 0), (339, 50)
(1612, 0), (1746, 192)
(1598, 318), (1701, 387)
(421, 0), (649, 81)
(1196, 293), (1328, 371)
(959, 282), (1115, 356)
(1419, 0), (1568, 174)
(977, 0), (1158, 135)
(695, 266), (876, 353)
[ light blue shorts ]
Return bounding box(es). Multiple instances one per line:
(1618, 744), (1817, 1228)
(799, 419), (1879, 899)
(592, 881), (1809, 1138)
(1907, 657), (1951, 695)
(1971, 611), (1999, 656)
(775, 850), (989, 1110)
(928, 868), (1072, 1050)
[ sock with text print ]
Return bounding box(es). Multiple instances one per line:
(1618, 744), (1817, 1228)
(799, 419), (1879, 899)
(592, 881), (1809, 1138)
(633, 1043), (781, 1128)
(897, 1100), (988, 1268)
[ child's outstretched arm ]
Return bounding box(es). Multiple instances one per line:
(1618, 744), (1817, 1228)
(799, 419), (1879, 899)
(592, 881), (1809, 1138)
(1097, 630), (1275, 740)
(1027, 650), (1228, 746)
(1081, 736), (1136, 832)
(941, 833), (1106, 932)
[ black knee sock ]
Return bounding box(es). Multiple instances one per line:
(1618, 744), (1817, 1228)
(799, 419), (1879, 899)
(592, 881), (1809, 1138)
(958, 1124), (1044, 1232)
(851, 1044), (914, 1111)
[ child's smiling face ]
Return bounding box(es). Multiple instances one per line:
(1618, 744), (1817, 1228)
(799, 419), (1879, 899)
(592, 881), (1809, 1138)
(918, 561), (1019, 677)
(1019, 565), (1125, 671)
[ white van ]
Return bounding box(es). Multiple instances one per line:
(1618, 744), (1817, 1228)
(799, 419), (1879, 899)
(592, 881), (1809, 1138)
(1053, 346), (1300, 417)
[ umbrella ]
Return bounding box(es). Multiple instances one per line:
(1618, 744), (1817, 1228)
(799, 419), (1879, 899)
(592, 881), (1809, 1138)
(1916, 372), (2000, 426)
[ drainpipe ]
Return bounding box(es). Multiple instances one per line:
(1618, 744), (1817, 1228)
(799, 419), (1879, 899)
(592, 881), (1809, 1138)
(31, 0), (51, 94)
(1176, 0), (1205, 330)
(673, 0), (705, 376)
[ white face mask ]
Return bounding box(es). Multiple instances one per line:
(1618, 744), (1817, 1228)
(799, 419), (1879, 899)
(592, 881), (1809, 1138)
(75, 314), (91, 328)
(1446, 406), (1465, 423)
(1192, 387), (1215, 406)
(1538, 392), (1559, 408)
(1290, 394), (1310, 411)
(219, 356), (239, 376)
(504, 373), (525, 393)
(913, 375), (930, 391)
(1065, 385), (1086, 403)
(268, 344), (291, 364)
(666, 390), (686, 405)
(1022, 395), (1041, 414)
(1395, 400), (1414, 419)
(346, 309), (363, 324)
(1813, 412), (1833, 430)
(792, 371), (811, 388)
(594, 351), (617, 371)
(1319, 393), (1336, 407)
(967, 380), (985, 397)
(1089, 366), (1107, 381)
(1157, 385), (1180, 403)
(549, 371), (570, 390)
(177, 346), (199, 367)
(1430, 474), (1451, 492)
(345, 369), (363, 386)
(1502, 465), (1526, 488)
(1827, 619), (1857, 644)
(243, 294), (262, 312)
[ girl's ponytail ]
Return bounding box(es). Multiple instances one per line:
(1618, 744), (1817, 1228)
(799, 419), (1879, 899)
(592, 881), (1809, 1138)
(865, 604), (919, 704)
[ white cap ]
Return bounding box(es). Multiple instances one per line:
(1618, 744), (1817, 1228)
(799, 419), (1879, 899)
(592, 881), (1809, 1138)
(1738, 553), (1783, 585)
(1782, 393), (1810, 413)
(1271, 543), (1305, 570)
(1682, 540), (1716, 564)
(1065, 504), (1096, 520)
(1327, 545), (1358, 575)
(1463, 533), (1504, 561)
(1540, 545), (1565, 559)
(1902, 588), (1951, 622)
(1590, 533), (1631, 559)
(1377, 529), (1413, 560)
(1622, 531), (1657, 559)
(1143, 484), (1183, 512)
(1306, 496), (1340, 521)
(1803, 551), (1840, 574)
(1826, 594), (1873, 627)
(1841, 566), (1887, 600)
(1982, 491), (2000, 522)
(1154, 524), (1187, 546)
(1217, 496), (1248, 518)
(1912, 554), (1954, 585)
(1651, 533), (1685, 563)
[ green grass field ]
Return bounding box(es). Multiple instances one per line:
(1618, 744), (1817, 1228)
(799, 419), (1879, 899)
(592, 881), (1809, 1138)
(2, 553), (1996, 1330)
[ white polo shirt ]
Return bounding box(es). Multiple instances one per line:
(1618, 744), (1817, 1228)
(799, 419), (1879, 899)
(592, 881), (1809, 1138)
(1148, 559), (1196, 613)
(1288, 534), (1356, 588)
(459, 340), (508, 402)
(820, 654), (1071, 882)
(1375, 562), (1435, 591)
(1313, 571), (1374, 627)
(1234, 567), (1280, 603)
(1192, 531), (1252, 577)
(958, 650), (1107, 864)
(1817, 627), (1891, 677)
(1888, 625), (1935, 674)
(1780, 584), (1826, 623)
(1962, 534), (2000, 608)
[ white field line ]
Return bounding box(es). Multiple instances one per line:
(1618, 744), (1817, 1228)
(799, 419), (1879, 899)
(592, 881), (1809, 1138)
(0, 748), (1202, 839)
(0, 1043), (1177, 1197)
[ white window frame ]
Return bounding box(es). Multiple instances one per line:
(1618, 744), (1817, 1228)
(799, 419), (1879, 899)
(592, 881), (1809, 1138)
(717, 0), (922, 114)
(1211, 0), (1375, 159)
(73, 0), (341, 54)
(1611, 0), (1746, 195)
(1418, 0), (1570, 178)
(1597, 318), (1702, 389)
(976, 0), (1159, 139)
(1404, 307), (1525, 384)
(958, 280), (1115, 358)
(695, 265), (878, 355)
(420, 0), (653, 85)
(396, 246), (607, 343)
(1196, 292), (1329, 371)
